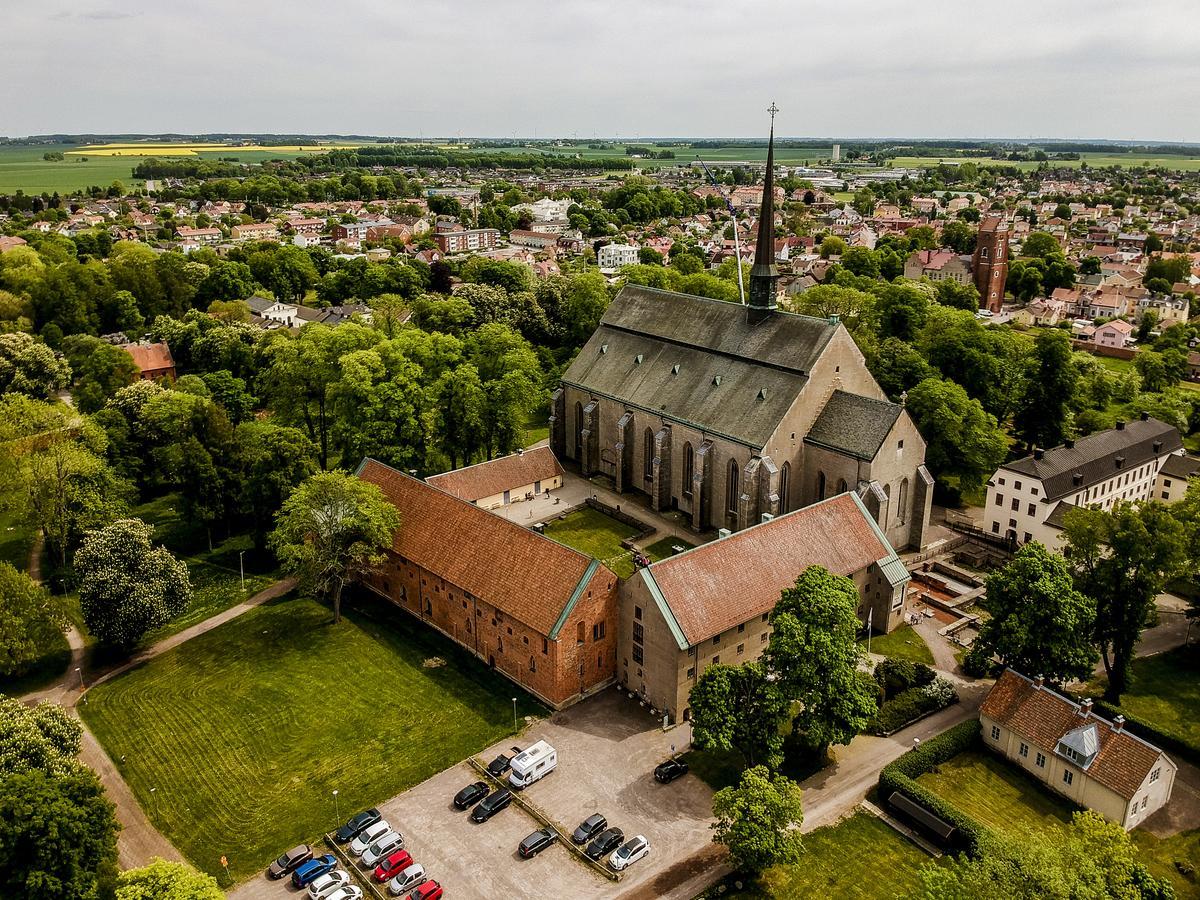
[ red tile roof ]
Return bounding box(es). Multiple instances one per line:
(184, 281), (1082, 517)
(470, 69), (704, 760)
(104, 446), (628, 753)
(981, 670), (1167, 800)
(645, 493), (892, 645)
(357, 459), (603, 635)
(120, 342), (174, 374)
(425, 447), (563, 504)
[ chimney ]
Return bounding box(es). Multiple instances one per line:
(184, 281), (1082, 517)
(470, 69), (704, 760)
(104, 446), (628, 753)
(1116, 419), (1126, 430)
(1153, 440), (1162, 453)
(1072, 473), (1083, 486)
(1033, 674), (1045, 689)
(1113, 715), (1126, 733)
(1140, 411), (1150, 421)
(1065, 438), (1075, 449)
(1080, 697), (1093, 718)
(1116, 456), (1125, 468)
(1033, 447), (1044, 460)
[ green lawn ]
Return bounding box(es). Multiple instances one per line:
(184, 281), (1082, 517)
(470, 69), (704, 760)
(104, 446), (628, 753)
(81, 593), (544, 882)
(1097, 647), (1200, 750)
(863, 624), (935, 666)
(918, 751), (1200, 898)
(722, 811), (935, 899)
(543, 506), (639, 578)
(0, 504), (37, 570)
(643, 535), (695, 562)
(520, 409), (550, 447)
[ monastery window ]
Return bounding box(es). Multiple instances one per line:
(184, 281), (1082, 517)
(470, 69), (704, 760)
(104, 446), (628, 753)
(1036, 752), (1046, 768)
(1019, 742), (1029, 758)
(497, 636), (503, 653)
(542, 637), (548, 654)
(633, 622), (644, 644)
(760, 632), (768, 642)
(713, 635), (720, 646)
(712, 655), (719, 666)
(643, 427), (655, 479)
(1151, 768), (1161, 783)
(466, 618), (472, 634)
(779, 462), (791, 513)
(507, 626), (513, 635)
(761, 612), (769, 622)
(574, 401), (584, 458)
(727, 460), (740, 514)
(991, 725), (1001, 740)
(737, 623), (745, 634)
(633, 644), (643, 665)
(529, 656), (536, 673)
(737, 643), (745, 655)
(634, 605), (642, 621)
(817, 470), (826, 501)
(683, 443), (695, 498)
(1062, 770), (1074, 786)
(576, 621), (585, 644)
(687, 667), (695, 679)
(898, 478), (909, 525)
(593, 622), (606, 641)
(1142, 796), (1149, 810)
(837, 478), (848, 494)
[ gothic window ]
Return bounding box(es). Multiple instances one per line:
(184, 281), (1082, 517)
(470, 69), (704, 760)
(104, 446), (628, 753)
(898, 477), (909, 525)
(817, 470), (826, 501)
(981, 246), (990, 259)
(682, 442), (694, 498)
(726, 459), (740, 514)
(779, 461), (791, 513)
(837, 478), (848, 494)
(643, 427), (654, 479)
(574, 401), (584, 460)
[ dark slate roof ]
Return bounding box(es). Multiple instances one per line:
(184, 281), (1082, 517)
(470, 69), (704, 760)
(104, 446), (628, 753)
(1160, 454), (1200, 480)
(561, 284), (838, 447)
(1003, 417), (1182, 501)
(1044, 500), (1076, 531)
(805, 390), (903, 461)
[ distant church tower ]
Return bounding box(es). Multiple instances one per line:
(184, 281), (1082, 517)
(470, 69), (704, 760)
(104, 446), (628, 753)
(748, 104), (780, 320)
(972, 216), (1009, 313)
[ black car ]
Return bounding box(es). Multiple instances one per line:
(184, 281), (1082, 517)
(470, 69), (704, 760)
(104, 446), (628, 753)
(487, 746), (522, 778)
(471, 788), (513, 822)
(453, 780), (490, 810)
(654, 758), (690, 784)
(571, 813), (608, 845)
(267, 844), (313, 879)
(334, 808), (381, 843)
(585, 827), (624, 861)
(518, 827), (558, 858)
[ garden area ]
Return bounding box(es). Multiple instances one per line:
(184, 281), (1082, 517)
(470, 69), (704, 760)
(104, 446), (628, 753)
(863, 624), (935, 666)
(542, 505), (641, 577)
(80, 592), (544, 883)
(918, 750), (1200, 897)
(716, 811), (936, 899)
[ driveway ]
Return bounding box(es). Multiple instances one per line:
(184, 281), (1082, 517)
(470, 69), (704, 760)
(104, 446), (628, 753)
(231, 688), (714, 900)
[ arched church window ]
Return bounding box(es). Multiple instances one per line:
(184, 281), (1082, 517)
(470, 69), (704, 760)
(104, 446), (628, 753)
(682, 442), (694, 498)
(726, 459), (740, 514)
(574, 402), (584, 459)
(837, 478), (848, 494)
(779, 462), (790, 513)
(817, 471), (826, 501)
(898, 478), (909, 525)
(643, 427), (654, 479)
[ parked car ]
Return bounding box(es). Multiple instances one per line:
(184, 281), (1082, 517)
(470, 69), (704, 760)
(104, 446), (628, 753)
(408, 880), (442, 900)
(518, 827), (558, 858)
(325, 888), (363, 900)
(374, 848), (414, 882)
(308, 870), (352, 900)
(609, 835), (650, 871)
(654, 758), (689, 784)
(585, 827), (624, 861)
(572, 813), (608, 844)
(470, 788), (512, 822)
(267, 844), (313, 879)
(453, 780), (490, 809)
(350, 820), (392, 856)
(388, 862), (427, 895)
(487, 746), (522, 777)
(362, 830), (405, 867)
(335, 808), (382, 843)
(292, 854), (337, 888)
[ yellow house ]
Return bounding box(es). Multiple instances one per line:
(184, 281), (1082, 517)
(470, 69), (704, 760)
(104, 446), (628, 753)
(426, 446), (564, 510)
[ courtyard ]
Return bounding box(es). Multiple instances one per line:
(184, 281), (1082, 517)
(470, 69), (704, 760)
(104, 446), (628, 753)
(80, 592), (544, 883)
(543, 506), (641, 577)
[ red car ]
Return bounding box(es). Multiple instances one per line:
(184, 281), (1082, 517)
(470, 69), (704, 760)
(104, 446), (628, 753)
(374, 849), (414, 882)
(409, 880), (443, 900)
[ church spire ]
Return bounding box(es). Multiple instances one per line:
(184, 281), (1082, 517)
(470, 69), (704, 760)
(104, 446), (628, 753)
(749, 102), (780, 313)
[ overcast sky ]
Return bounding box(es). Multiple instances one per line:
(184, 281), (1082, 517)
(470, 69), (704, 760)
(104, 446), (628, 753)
(3, 0), (1198, 142)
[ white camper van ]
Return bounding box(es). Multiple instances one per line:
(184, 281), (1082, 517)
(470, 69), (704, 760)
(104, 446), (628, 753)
(507, 740), (557, 789)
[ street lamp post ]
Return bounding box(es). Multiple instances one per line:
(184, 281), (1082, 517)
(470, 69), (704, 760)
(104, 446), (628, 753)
(512, 697), (518, 731)
(75, 666), (83, 690)
(332, 790), (340, 830)
(239, 550), (245, 592)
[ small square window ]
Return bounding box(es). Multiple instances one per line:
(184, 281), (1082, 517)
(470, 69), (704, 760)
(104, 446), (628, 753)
(1014, 481), (1022, 490)
(634, 605), (642, 621)
(737, 643), (745, 654)
(1036, 752), (1046, 768)
(991, 725), (1000, 740)
(761, 612), (769, 622)
(712, 655), (719, 665)
(686, 667), (695, 679)
(760, 632), (768, 642)
(737, 623), (745, 634)
(1063, 769), (1074, 786)
(1019, 742), (1029, 758)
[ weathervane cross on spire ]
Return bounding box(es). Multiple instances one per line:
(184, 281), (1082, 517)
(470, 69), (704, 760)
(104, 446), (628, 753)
(768, 101), (779, 122)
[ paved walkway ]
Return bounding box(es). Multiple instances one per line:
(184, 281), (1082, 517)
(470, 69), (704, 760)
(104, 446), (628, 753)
(21, 576), (297, 873)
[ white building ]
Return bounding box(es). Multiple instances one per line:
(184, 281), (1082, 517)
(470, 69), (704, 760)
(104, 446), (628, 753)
(597, 243), (640, 272)
(985, 416), (1183, 548)
(981, 670), (1176, 831)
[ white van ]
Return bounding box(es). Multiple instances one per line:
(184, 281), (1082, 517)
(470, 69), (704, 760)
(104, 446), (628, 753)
(507, 740), (557, 788)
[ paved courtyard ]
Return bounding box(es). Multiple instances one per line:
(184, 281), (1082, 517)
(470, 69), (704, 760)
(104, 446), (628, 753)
(231, 688), (715, 900)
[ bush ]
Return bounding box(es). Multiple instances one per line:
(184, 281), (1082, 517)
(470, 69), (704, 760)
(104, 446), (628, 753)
(870, 676), (957, 734)
(877, 719), (987, 854)
(874, 658), (938, 700)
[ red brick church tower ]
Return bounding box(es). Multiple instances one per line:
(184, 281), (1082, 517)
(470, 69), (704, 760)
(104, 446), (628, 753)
(972, 216), (1009, 313)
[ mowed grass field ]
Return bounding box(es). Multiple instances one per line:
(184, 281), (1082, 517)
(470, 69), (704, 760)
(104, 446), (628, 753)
(543, 506), (639, 577)
(723, 811), (935, 899)
(80, 593), (544, 882)
(863, 623), (935, 666)
(918, 750), (1200, 898)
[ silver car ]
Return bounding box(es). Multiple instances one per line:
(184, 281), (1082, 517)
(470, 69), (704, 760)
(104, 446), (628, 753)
(388, 862), (427, 895)
(350, 820), (391, 856)
(361, 830), (404, 867)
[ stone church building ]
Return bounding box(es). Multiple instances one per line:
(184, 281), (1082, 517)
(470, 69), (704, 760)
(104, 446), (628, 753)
(550, 127), (933, 550)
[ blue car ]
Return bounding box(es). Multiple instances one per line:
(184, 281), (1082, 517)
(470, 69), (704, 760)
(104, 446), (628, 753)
(291, 854), (337, 888)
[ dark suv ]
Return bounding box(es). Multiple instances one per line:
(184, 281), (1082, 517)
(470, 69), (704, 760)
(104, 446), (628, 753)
(470, 788), (513, 822)
(654, 758), (689, 783)
(518, 827), (558, 858)
(335, 808), (381, 843)
(585, 827), (624, 861)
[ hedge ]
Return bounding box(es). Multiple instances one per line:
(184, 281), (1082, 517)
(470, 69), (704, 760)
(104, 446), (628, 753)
(877, 718), (988, 855)
(870, 678), (957, 735)
(1091, 698), (1200, 768)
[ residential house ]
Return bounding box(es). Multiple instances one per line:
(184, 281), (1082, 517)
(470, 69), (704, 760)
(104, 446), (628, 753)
(981, 670), (1176, 831)
(434, 227), (500, 254)
(176, 226), (222, 245)
(230, 222), (279, 242)
(1093, 319), (1133, 349)
(120, 341), (176, 381)
(1154, 454), (1200, 503)
(426, 446), (564, 509)
(596, 243), (640, 272)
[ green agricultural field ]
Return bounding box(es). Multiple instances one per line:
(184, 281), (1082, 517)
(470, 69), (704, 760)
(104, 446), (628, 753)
(863, 623), (935, 666)
(918, 750), (1200, 898)
(81, 593), (544, 882)
(887, 153), (1200, 173)
(720, 811), (936, 899)
(542, 506), (639, 578)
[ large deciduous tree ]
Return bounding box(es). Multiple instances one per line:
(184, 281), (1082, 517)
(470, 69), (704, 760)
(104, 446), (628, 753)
(904, 377), (1008, 489)
(711, 765), (804, 873)
(0, 563), (65, 679)
(231, 422), (319, 551)
(688, 661), (789, 769)
(1013, 330), (1078, 451)
(0, 696), (82, 777)
(1062, 501), (1188, 702)
(0, 332), (71, 399)
(116, 859), (224, 900)
(763, 566), (878, 757)
(270, 472), (400, 623)
(75, 518), (192, 649)
(967, 543), (1097, 685)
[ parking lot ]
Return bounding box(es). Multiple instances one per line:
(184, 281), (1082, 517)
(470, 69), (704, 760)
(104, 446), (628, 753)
(231, 688), (715, 899)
